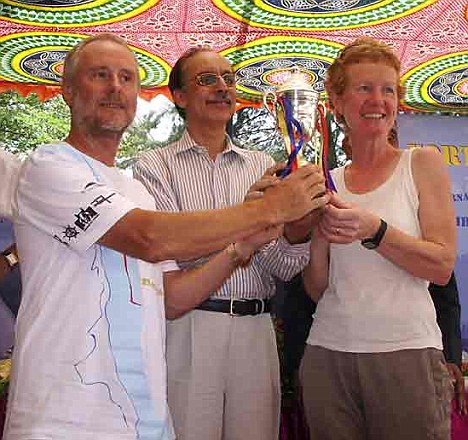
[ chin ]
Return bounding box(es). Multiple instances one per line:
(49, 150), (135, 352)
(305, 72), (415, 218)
(205, 115), (231, 125)
(100, 117), (132, 131)
(103, 125), (129, 134)
(93, 122), (128, 134)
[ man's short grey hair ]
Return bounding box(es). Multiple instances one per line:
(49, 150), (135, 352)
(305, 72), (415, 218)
(62, 33), (140, 87)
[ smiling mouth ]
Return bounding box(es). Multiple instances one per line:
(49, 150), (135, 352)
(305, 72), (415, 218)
(208, 99), (232, 105)
(362, 113), (385, 119)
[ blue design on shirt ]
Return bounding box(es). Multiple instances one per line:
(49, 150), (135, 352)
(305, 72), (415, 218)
(101, 246), (167, 439)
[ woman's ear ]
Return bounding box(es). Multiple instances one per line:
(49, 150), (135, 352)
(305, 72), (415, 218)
(330, 91), (342, 114)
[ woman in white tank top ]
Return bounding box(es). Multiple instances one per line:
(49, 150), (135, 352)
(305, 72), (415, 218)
(300, 38), (456, 440)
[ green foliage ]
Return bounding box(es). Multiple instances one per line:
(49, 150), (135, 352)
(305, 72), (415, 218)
(118, 99), (185, 168)
(0, 92), (186, 168)
(0, 91), (344, 170)
(0, 92), (70, 157)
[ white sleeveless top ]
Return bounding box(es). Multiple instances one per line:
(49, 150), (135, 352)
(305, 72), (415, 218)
(307, 149), (442, 353)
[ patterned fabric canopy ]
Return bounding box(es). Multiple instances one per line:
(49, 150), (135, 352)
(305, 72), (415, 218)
(0, 0), (467, 114)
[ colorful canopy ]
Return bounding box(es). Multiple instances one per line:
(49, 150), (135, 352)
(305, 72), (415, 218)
(1, 0), (467, 114)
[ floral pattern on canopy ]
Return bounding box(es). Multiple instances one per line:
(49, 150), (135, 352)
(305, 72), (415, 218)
(0, 0), (467, 113)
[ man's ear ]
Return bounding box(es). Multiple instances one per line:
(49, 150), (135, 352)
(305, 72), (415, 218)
(173, 89), (187, 110)
(61, 81), (73, 107)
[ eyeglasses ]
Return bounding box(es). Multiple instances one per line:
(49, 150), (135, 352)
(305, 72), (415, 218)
(194, 72), (236, 88)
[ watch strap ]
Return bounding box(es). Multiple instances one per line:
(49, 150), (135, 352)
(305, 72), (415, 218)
(361, 219), (387, 249)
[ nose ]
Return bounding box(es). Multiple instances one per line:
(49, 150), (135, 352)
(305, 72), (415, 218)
(108, 73), (123, 91)
(370, 87), (386, 101)
(215, 76), (229, 90)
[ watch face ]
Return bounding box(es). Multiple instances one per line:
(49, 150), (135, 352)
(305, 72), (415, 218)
(361, 239), (378, 250)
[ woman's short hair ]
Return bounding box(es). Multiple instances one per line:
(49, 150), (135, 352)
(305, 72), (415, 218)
(325, 37), (404, 112)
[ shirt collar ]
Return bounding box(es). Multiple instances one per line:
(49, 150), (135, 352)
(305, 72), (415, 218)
(174, 129), (249, 160)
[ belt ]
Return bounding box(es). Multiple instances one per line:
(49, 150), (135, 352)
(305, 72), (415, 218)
(195, 298), (271, 316)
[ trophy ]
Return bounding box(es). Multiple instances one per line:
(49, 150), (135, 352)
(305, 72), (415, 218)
(263, 67), (335, 190)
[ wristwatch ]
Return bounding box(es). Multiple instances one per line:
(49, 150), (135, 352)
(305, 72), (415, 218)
(2, 249), (19, 269)
(361, 219), (388, 250)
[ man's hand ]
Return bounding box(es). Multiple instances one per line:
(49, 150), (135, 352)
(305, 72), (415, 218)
(261, 164), (329, 224)
(244, 163), (284, 202)
(235, 224), (284, 262)
(446, 363), (467, 416)
(242, 166), (287, 256)
(284, 210), (323, 244)
(246, 164), (327, 244)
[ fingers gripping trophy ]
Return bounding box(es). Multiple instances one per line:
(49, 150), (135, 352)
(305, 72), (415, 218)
(263, 67), (336, 191)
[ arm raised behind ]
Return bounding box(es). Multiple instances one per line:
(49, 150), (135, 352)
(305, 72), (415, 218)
(302, 232), (330, 303)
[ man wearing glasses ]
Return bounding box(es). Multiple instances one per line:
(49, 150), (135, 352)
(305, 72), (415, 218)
(134, 48), (326, 440)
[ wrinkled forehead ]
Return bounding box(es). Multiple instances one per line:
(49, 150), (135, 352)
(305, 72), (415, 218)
(183, 51), (233, 78)
(76, 40), (139, 73)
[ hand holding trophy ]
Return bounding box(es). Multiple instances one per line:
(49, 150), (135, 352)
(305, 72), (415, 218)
(263, 67), (336, 191)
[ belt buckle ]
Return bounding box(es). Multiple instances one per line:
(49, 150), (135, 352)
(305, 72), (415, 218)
(230, 298), (245, 317)
(253, 298), (265, 315)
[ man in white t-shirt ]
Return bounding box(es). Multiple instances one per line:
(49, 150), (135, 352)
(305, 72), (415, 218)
(3, 34), (323, 440)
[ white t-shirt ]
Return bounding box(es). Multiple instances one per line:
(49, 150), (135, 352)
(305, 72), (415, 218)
(0, 148), (21, 219)
(4, 143), (176, 440)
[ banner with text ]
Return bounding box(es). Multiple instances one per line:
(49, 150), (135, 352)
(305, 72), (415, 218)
(398, 113), (468, 351)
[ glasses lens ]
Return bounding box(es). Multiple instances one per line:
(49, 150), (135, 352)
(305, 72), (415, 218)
(197, 73), (218, 86)
(222, 73), (236, 87)
(196, 73), (236, 87)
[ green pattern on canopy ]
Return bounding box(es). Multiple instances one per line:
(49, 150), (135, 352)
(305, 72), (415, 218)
(0, 0), (467, 113)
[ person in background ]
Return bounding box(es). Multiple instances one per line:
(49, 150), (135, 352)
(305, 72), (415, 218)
(3, 34), (323, 440)
(0, 143), (21, 440)
(301, 37), (456, 440)
(134, 47), (327, 440)
(430, 273), (467, 416)
(0, 148), (21, 223)
(0, 237), (20, 356)
(0, 148), (20, 285)
(0, 150), (21, 356)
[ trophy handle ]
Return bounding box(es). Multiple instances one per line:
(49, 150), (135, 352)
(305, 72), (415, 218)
(262, 91), (277, 118)
(316, 101), (327, 134)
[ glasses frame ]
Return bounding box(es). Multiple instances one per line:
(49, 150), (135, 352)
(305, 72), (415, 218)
(194, 72), (236, 88)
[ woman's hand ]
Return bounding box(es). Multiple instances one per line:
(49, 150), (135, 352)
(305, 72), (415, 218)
(317, 192), (380, 244)
(446, 363), (467, 416)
